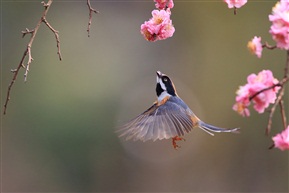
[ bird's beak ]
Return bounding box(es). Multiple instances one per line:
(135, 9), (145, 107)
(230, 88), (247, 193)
(156, 71), (162, 78)
(156, 71), (162, 83)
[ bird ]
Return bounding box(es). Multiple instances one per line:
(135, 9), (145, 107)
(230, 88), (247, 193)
(118, 71), (240, 149)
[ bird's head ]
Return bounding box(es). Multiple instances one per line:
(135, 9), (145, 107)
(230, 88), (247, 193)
(156, 71), (177, 101)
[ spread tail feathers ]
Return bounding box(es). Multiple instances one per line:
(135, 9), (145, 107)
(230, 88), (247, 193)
(198, 121), (240, 136)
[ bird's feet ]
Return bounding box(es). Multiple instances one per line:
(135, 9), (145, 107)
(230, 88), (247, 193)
(172, 136), (185, 149)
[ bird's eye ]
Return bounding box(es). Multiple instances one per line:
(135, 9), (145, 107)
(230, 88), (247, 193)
(163, 78), (168, 82)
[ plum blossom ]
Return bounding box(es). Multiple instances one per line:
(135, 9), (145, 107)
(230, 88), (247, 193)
(224, 0), (247, 9)
(247, 36), (263, 58)
(272, 126), (289, 151)
(233, 70), (280, 116)
(154, 0), (174, 9)
(269, 0), (289, 50)
(233, 86), (251, 117)
(141, 9), (175, 42)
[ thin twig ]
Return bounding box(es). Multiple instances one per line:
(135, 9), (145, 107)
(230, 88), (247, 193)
(249, 83), (282, 101)
(3, 0), (61, 115)
(87, 0), (99, 37)
(279, 50), (289, 131)
(279, 99), (287, 130)
(262, 42), (277, 50)
(42, 17), (62, 60)
(4, 51), (28, 114)
(24, 45), (34, 81)
(264, 50), (289, 135)
(21, 28), (34, 38)
(265, 87), (285, 135)
(284, 50), (289, 78)
(249, 76), (289, 101)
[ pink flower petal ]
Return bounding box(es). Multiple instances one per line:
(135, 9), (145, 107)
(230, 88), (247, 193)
(224, 0), (247, 9)
(272, 126), (289, 151)
(247, 36), (263, 58)
(154, 0), (174, 9)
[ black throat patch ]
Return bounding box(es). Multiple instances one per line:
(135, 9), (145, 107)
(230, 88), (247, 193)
(156, 83), (164, 97)
(155, 82), (176, 97)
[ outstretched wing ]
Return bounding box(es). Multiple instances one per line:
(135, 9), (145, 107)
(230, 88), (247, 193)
(117, 97), (194, 142)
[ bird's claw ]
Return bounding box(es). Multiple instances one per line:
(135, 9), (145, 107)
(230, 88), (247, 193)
(172, 136), (185, 149)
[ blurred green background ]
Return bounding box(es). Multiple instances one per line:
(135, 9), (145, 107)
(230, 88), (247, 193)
(1, 0), (288, 192)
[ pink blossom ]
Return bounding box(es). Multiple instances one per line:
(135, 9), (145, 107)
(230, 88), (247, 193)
(269, 0), (289, 50)
(232, 99), (250, 117)
(224, 0), (247, 9)
(154, 0), (174, 9)
(247, 36), (263, 58)
(272, 126), (289, 151)
(233, 85), (251, 117)
(233, 70), (280, 116)
(140, 9), (175, 42)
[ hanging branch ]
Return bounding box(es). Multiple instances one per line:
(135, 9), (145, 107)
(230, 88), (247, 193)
(3, 0), (62, 115)
(266, 87), (285, 135)
(87, 0), (99, 37)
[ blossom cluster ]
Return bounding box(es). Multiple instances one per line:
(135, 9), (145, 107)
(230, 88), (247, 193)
(269, 0), (289, 50)
(234, 1), (289, 151)
(233, 70), (280, 117)
(140, 0), (175, 42)
(247, 0), (289, 57)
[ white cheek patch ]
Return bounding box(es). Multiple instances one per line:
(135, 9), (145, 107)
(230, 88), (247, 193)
(157, 76), (160, 83)
(156, 74), (170, 102)
(159, 80), (166, 91)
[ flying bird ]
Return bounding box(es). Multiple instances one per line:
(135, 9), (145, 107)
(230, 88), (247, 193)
(118, 71), (239, 149)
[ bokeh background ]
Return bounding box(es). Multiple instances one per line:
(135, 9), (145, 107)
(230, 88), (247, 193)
(1, 0), (288, 192)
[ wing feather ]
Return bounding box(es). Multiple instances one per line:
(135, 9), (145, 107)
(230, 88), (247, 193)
(172, 113), (187, 134)
(137, 115), (153, 141)
(169, 112), (184, 136)
(118, 97), (195, 141)
(159, 111), (174, 139)
(174, 113), (193, 133)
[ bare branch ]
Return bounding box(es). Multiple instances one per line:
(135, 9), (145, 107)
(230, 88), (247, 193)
(263, 50), (289, 135)
(265, 87), (285, 135)
(284, 50), (289, 78)
(42, 17), (62, 60)
(24, 45), (34, 81)
(3, 0), (61, 115)
(279, 99), (287, 130)
(87, 0), (99, 37)
(4, 50), (29, 115)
